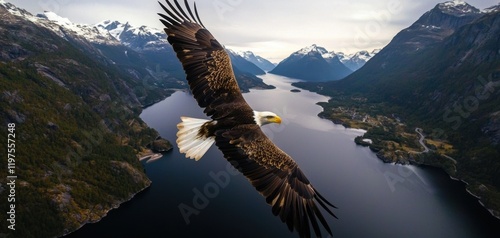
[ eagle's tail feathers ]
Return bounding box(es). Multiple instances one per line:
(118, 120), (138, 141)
(176, 117), (215, 161)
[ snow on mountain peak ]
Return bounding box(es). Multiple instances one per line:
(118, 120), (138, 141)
(95, 20), (128, 39)
(437, 1), (480, 15)
(37, 11), (72, 26)
(321, 51), (338, 59)
(444, 0), (466, 7)
(2, 1), (166, 49)
(30, 11), (121, 45)
(237, 51), (254, 58)
(333, 49), (380, 71)
(295, 44), (329, 56)
(94, 20), (166, 45)
(1, 0), (37, 20)
(483, 3), (500, 13)
(235, 50), (275, 71)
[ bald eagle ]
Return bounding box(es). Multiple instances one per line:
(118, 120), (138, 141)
(158, 1), (337, 237)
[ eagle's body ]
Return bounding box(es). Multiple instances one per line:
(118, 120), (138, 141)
(158, 1), (337, 237)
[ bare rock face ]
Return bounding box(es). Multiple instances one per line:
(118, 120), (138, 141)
(150, 137), (173, 153)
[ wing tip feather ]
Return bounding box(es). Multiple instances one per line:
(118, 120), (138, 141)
(158, 0), (206, 29)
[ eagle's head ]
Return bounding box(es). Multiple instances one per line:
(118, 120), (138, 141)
(253, 111), (282, 126)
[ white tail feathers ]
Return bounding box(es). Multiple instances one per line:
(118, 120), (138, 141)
(176, 117), (215, 161)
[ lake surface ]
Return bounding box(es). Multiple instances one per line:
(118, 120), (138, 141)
(67, 73), (500, 237)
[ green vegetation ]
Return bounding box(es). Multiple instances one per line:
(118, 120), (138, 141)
(0, 16), (168, 236)
(0, 58), (159, 237)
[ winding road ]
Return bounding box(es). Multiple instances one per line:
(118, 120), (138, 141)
(415, 128), (430, 153)
(414, 128), (457, 165)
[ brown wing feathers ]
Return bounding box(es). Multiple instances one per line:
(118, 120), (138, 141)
(217, 127), (336, 237)
(159, 0), (244, 119)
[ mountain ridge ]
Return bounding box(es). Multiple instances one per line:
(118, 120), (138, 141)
(237, 50), (276, 71)
(270, 44), (353, 81)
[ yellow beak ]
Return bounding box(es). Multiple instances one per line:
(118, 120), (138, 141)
(271, 116), (282, 124)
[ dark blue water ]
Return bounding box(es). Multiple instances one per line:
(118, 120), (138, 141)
(67, 74), (500, 237)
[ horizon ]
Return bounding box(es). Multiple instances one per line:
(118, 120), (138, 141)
(4, 0), (499, 63)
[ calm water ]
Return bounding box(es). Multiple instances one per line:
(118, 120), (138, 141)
(67, 73), (500, 237)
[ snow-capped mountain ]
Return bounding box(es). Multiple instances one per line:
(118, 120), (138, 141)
(36, 11), (120, 45)
(270, 44), (352, 82)
(0, 1), (168, 51)
(0, 1), (120, 46)
(226, 49), (265, 75)
(414, 0), (482, 32)
(295, 44), (329, 56)
(334, 0), (496, 93)
(483, 3), (500, 13)
(336, 49), (380, 71)
(237, 51), (276, 71)
(95, 20), (169, 51)
(437, 0), (481, 16)
(270, 44), (378, 81)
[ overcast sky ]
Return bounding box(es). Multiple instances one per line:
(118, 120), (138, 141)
(6, 0), (499, 63)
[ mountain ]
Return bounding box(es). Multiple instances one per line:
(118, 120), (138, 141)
(0, 2), (178, 237)
(95, 20), (171, 52)
(94, 20), (271, 92)
(270, 44), (353, 81)
(483, 3), (500, 13)
(336, 49), (379, 71)
(9, 6), (273, 96)
(327, 0), (485, 94)
(237, 51), (276, 71)
(296, 1), (500, 218)
(226, 49), (266, 75)
(25, 10), (186, 106)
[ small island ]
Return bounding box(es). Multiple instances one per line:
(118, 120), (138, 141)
(290, 89), (301, 93)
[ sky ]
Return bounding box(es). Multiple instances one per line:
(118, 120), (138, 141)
(5, 0), (500, 63)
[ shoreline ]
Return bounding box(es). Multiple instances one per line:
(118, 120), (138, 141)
(61, 180), (152, 237)
(319, 110), (500, 221)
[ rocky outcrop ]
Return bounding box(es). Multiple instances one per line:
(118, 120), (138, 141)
(150, 137), (173, 152)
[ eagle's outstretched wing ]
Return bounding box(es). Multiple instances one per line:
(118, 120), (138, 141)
(159, 1), (337, 237)
(158, 0), (252, 121)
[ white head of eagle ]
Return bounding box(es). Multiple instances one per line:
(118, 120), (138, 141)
(253, 111), (282, 126)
